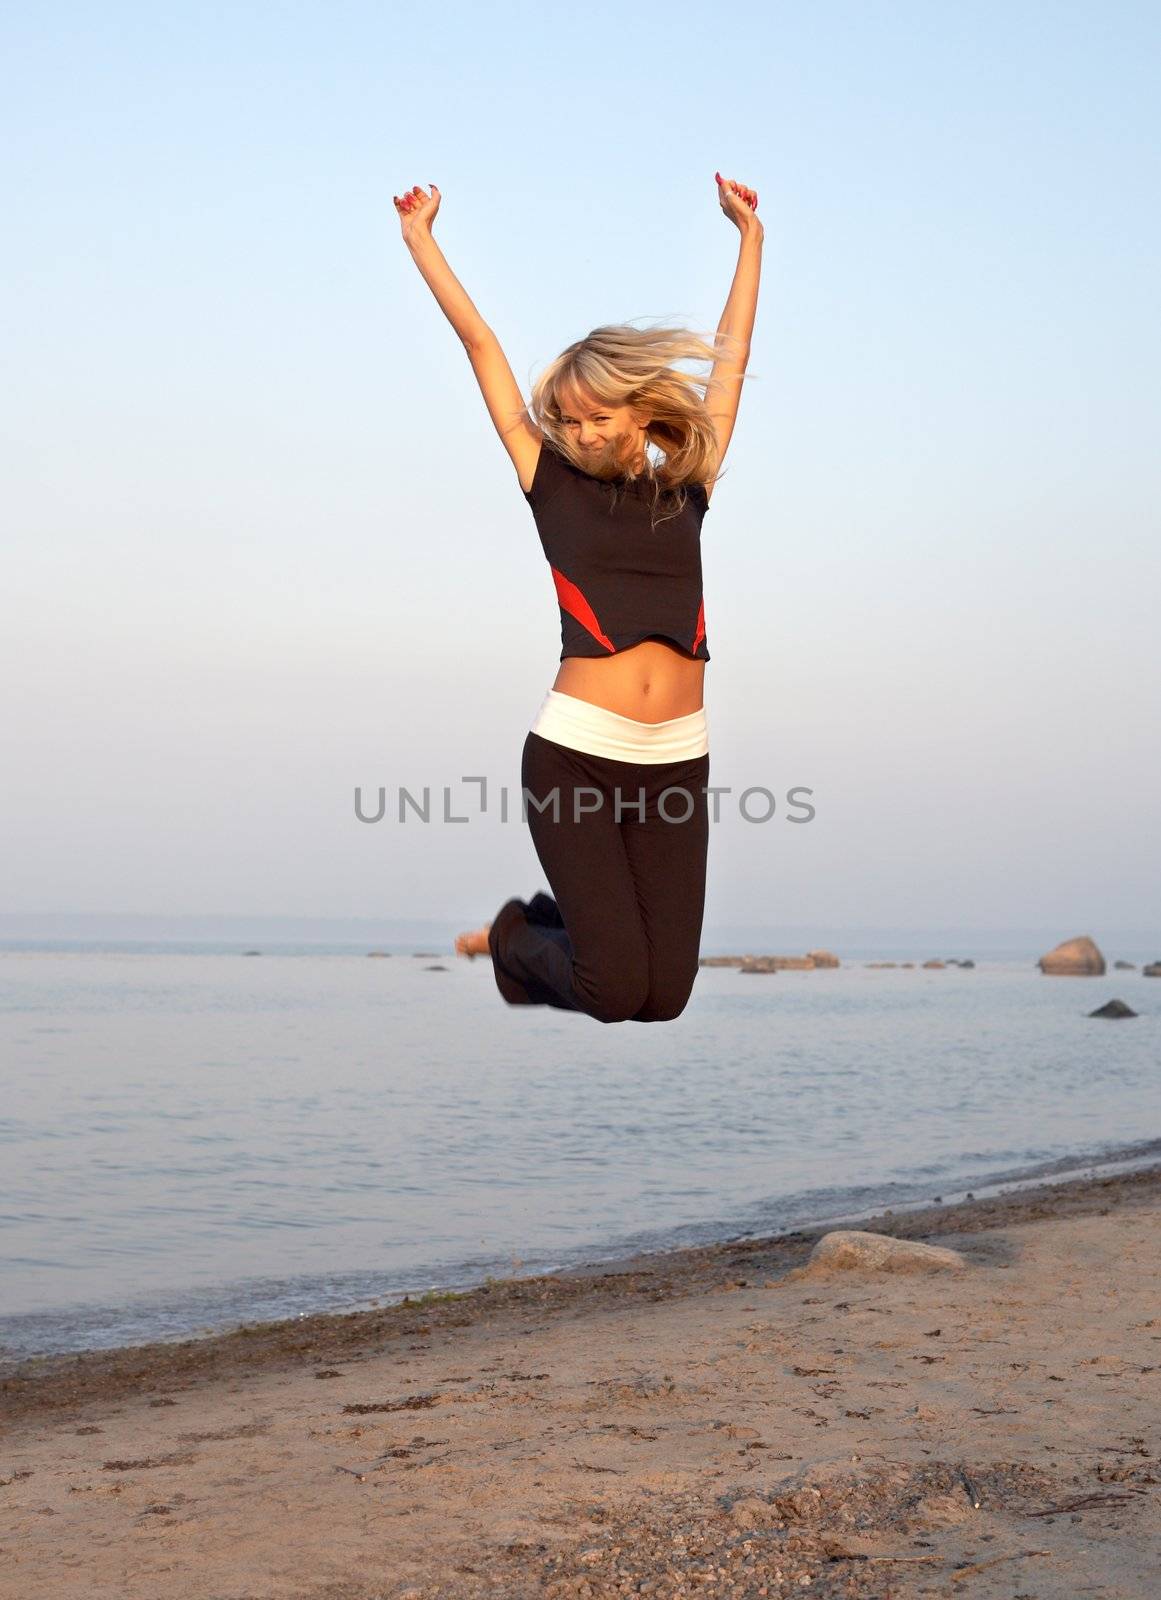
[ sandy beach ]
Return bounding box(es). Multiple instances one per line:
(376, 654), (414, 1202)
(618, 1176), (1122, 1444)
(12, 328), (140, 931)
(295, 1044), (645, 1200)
(2, 1165), (1159, 1598)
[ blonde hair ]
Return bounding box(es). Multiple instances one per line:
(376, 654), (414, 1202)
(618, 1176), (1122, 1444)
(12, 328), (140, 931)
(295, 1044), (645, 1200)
(527, 321), (752, 526)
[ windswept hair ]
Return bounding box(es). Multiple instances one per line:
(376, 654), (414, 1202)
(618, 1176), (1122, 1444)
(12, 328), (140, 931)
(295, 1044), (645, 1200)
(527, 321), (752, 526)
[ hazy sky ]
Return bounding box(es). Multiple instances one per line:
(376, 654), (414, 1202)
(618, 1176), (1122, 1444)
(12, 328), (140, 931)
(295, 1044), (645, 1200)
(4, 2), (1158, 937)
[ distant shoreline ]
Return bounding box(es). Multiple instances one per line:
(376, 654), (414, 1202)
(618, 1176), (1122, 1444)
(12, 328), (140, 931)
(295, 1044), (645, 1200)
(2, 912), (1158, 965)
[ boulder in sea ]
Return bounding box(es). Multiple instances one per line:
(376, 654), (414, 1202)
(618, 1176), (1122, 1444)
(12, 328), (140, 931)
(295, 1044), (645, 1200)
(739, 955), (817, 972)
(1089, 999), (1137, 1019)
(959, 959), (975, 968)
(243, 949), (262, 956)
(739, 956), (780, 974)
(367, 950), (393, 958)
(796, 1230), (967, 1278)
(806, 949), (840, 968)
(922, 959), (946, 969)
(1113, 959), (1136, 970)
(1143, 962), (1161, 978)
(424, 964), (449, 972)
(1038, 935), (1106, 975)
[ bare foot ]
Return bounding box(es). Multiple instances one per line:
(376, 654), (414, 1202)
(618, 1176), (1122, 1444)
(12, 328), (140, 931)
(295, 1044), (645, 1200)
(455, 922), (492, 959)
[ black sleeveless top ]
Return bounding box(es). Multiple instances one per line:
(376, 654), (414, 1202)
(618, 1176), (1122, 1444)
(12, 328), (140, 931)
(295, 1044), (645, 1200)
(522, 442), (710, 662)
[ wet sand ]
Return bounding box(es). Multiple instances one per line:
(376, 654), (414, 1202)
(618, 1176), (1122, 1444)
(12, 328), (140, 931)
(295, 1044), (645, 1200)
(2, 1166), (1160, 1598)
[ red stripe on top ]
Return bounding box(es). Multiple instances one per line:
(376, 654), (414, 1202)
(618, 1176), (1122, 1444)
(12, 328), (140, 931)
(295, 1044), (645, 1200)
(551, 567), (616, 652)
(691, 597), (706, 655)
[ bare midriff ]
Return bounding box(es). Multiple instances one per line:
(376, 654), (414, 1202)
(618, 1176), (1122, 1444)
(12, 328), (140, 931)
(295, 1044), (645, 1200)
(551, 638), (705, 723)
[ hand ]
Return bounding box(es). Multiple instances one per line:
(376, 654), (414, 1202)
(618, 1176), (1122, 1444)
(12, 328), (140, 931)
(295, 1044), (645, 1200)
(393, 182), (440, 242)
(714, 172), (762, 235)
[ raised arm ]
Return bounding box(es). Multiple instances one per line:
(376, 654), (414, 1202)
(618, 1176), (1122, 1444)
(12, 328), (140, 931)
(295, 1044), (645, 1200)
(703, 174), (764, 501)
(393, 183), (541, 493)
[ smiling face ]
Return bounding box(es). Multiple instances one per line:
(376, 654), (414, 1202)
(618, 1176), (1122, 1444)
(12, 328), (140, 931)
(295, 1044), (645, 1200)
(557, 386), (648, 479)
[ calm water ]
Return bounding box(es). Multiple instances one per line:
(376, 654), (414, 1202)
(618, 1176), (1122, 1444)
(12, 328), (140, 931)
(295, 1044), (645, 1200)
(1, 948), (1158, 1362)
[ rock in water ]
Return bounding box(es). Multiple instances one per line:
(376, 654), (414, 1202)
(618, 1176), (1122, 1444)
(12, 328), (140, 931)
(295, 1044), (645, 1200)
(1089, 998), (1138, 1018)
(1037, 935), (1106, 975)
(799, 1230), (967, 1277)
(1144, 962), (1161, 978)
(806, 949), (840, 968)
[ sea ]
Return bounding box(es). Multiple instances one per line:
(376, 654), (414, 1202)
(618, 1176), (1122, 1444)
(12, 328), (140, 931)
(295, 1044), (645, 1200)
(2, 928), (1158, 1365)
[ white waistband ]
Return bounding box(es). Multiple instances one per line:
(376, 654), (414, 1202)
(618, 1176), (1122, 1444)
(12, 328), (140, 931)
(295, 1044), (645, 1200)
(530, 689), (708, 763)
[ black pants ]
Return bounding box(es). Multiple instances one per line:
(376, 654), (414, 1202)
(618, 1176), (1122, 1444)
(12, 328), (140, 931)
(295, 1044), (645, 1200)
(487, 730), (711, 1024)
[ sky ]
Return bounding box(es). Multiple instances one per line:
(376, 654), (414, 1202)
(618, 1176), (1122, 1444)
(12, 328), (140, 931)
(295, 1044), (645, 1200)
(3, 1), (1159, 941)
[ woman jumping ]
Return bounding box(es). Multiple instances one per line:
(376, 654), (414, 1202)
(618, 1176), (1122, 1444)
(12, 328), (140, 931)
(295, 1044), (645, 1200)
(392, 173), (763, 1022)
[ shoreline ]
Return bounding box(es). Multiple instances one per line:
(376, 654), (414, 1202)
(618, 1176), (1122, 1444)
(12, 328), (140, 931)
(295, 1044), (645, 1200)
(5, 1160), (1159, 1423)
(6, 1140), (1160, 1377)
(4, 1161), (1160, 1598)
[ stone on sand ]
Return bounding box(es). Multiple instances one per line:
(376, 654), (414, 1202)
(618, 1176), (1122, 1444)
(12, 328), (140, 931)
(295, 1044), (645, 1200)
(797, 1230), (968, 1277)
